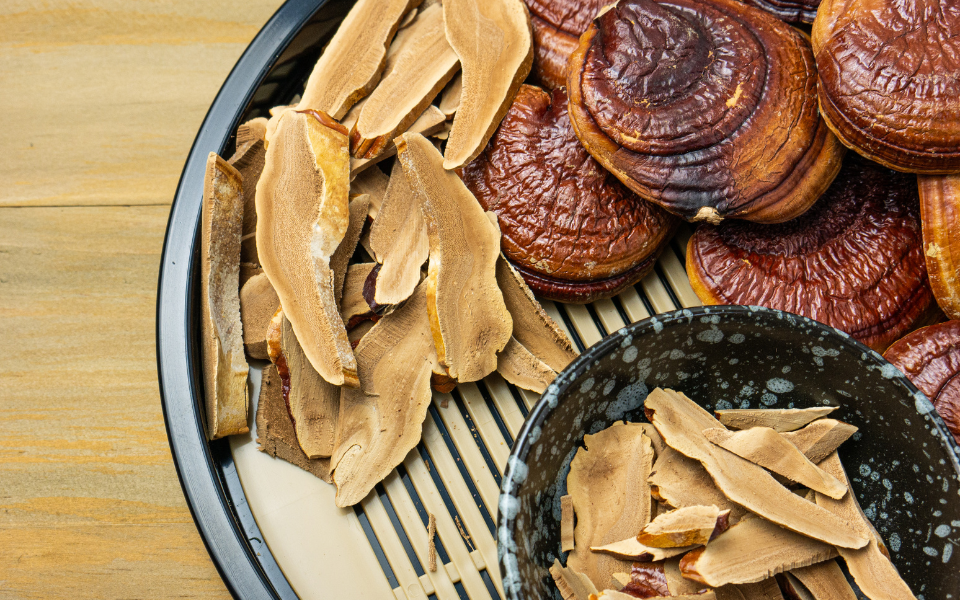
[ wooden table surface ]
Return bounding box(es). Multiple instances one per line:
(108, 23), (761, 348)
(1, 1), (285, 596)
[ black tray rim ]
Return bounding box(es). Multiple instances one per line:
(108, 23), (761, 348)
(155, 1), (328, 598)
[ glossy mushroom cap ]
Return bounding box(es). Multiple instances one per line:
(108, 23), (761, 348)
(525, 0), (610, 89)
(884, 321), (960, 445)
(813, 0), (960, 174)
(567, 0), (845, 224)
(687, 155), (939, 352)
(462, 84), (678, 303)
(740, 0), (820, 23)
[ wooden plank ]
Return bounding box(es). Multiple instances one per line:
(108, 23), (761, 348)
(361, 492), (431, 600)
(592, 297), (626, 335)
(482, 374), (525, 439)
(659, 251), (701, 309)
(639, 271), (677, 314)
(457, 383), (511, 472)
(564, 304), (604, 347)
(431, 395), (501, 514)
(618, 287), (651, 324)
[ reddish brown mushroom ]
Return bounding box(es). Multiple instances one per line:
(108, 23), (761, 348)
(523, 0), (610, 89)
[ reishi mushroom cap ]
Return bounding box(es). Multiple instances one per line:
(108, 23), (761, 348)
(740, 0), (821, 24)
(524, 0), (610, 89)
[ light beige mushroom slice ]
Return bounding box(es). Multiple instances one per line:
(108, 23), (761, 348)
(228, 118), (268, 266)
(641, 423), (666, 458)
(814, 453), (917, 600)
(439, 72), (463, 117)
(645, 389), (868, 549)
(716, 408), (837, 432)
(784, 560), (858, 600)
(496, 337), (558, 393)
(369, 161), (429, 306)
(496, 256), (578, 373)
(239, 273), (280, 360)
(351, 105), (447, 179)
(590, 537), (694, 562)
(255, 110), (357, 387)
(561, 494), (575, 553)
(200, 153), (250, 440)
(352, 3), (460, 159)
(703, 427), (848, 500)
(341, 263), (377, 327)
(331, 281), (437, 507)
(679, 517), (838, 587)
(781, 419), (859, 465)
(296, 0), (420, 119)
(397, 132), (512, 382)
(240, 263), (263, 288)
(566, 423), (654, 589)
(664, 557), (703, 595)
(550, 559), (598, 600)
(715, 579), (785, 600)
(398, 6), (418, 28)
(256, 364), (332, 482)
(281, 315), (339, 459)
(636, 505), (731, 548)
(331, 194), (371, 306)
(441, 0), (533, 169)
(350, 160), (389, 219)
(648, 446), (745, 522)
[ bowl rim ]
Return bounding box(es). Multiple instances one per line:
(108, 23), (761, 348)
(496, 304), (960, 600)
(155, 1), (329, 598)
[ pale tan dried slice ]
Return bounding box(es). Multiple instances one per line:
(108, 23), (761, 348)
(567, 423), (654, 589)
(239, 273), (280, 360)
(240, 263), (263, 288)
(369, 161), (429, 306)
(664, 557), (702, 595)
(590, 537), (694, 562)
(649, 446), (745, 522)
(255, 110), (357, 387)
(496, 256), (578, 372)
(716, 579), (785, 600)
(229, 118), (268, 266)
(397, 132), (512, 382)
(496, 337), (558, 393)
(296, 0), (420, 119)
(351, 105), (447, 179)
(679, 517), (837, 586)
(341, 263), (377, 326)
(200, 152), (250, 440)
(781, 419), (858, 465)
(331, 194), (371, 307)
(442, 0), (533, 169)
(645, 389), (868, 549)
(256, 364), (332, 483)
(398, 6), (418, 29)
(786, 560), (858, 600)
(350, 158), (389, 219)
(348, 321), (376, 348)
(281, 315), (339, 459)
(550, 559), (598, 600)
(716, 408), (837, 432)
(561, 494), (575, 553)
(353, 3), (460, 159)
(641, 423), (666, 458)
(636, 505), (730, 548)
(331, 281), (438, 507)
(703, 427), (848, 500)
(439, 72), (463, 117)
(814, 453), (916, 600)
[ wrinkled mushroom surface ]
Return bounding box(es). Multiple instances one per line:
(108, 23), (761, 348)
(567, 0), (844, 224)
(740, 0), (820, 23)
(918, 174), (960, 319)
(462, 85), (678, 303)
(523, 0), (610, 89)
(687, 156), (938, 352)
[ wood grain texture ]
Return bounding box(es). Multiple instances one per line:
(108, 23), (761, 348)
(0, 0), (285, 596)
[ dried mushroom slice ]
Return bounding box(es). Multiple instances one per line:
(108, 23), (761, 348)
(350, 164), (390, 220)
(280, 315), (339, 458)
(200, 153), (249, 440)
(255, 110), (358, 387)
(716, 579), (786, 600)
(340, 263), (378, 328)
(497, 337), (558, 394)
(567, 423), (654, 589)
(648, 446), (745, 522)
(439, 73), (462, 117)
(679, 517), (837, 587)
(239, 273), (280, 360)
(716, 408), (837, 433)
(296, 0), (420, 119)
(331, 194), (371, 307)
(814, 453), (917, 600)
(256, 364), (332, 482)
(616, 562), (669, 597)
(442, 0), (533, 169)
(645, 389), (868, 549)
(918, 175), (960, 320)
(590, 537), (694, 562)
(780, 419), (858, 464)
(352, 3), (460, 159)
(351, 105), (447, 179)
(550, 559), (598, 600)
(664, 557), (702, 595)
(703, 427), (848, 500)
(228, 117), (268, 266)
(636, 505), (730, 548)
(739, 0), (819, 23)
(331, 281), (437, 507)
(561, 494), (575, 553)
(397, 133), (512, 382)
(786, 560), (858, 600)
(369, 161), (429, 307)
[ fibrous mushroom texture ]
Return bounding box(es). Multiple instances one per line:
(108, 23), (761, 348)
(648, 447), (746, 523)
(785, 560), (859, 600)
(255, 110), (358, 387)
(200, 152), (249, 440)
(918, 175), (960, 319)
(883, 321), (960, 444)
(397, 133), (513, 383)
(331, 194), (370, 307)
(778, 419), (858, 465)
(716, 408), (837, 433)
(331, 281), (437, 507)
(523, 0), (611, 89)
(687, 156), (938, 352)
(812, 0), (960, 173)
(496, 337), (558, 393)
(636, 505), (730, 548)
(462, 85), (678, 303)
(566, 0), (845, 224)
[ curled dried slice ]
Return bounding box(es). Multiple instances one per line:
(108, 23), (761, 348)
(228, 117), (267, 266)
(644, 389), (868, 549)
(331, 281), (437, 507)
(239, 273), (280, 360)
(680, 517), (837, 586)
(296, 0), (420, 119)
(590, 537), (694, 562)
(550, 559), (598, 600)
(780, 419), (858, 464)
(617, 562), (669, 597)
(397, 133), (512, 382)
(703, 427), (847, 500)
(716, 408), (837, 433)
(785, 560), (858, 600)
(442, 0), (533, 169)
(919, 175), (960, 319)
(200, 153), (249, 440)
(636, 505), (730, 548)
(281, 315), (339, 458)
(255, 110), (357, 387)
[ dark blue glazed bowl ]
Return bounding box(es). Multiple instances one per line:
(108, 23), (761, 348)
(497, 306), (960, 600)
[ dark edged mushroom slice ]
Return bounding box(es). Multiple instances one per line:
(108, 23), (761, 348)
(780, 419), (858, 464)
(550, 558), (598, 600)
(715, 408), (837, 433)
(739, 0), (819, 23)
(228, 117), (268, 266)
(615, 562), (670, 598)
(239, 272), (280, 360)
(340, 263), (378, 329)
(636, 505), (731, 548)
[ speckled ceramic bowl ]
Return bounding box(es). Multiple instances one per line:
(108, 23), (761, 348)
(497, 305), (960, 599)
